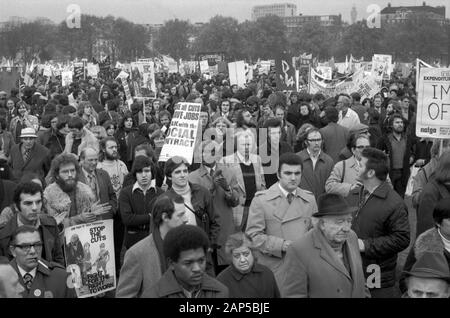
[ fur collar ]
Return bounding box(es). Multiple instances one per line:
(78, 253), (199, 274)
(414, 228), (444, 259)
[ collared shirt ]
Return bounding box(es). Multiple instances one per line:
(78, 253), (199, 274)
(205, 164), (216, 177)
(236, 152), (252, 166)
(17, 214), (41, 229)
(17, 265), (37, 280)
(306, 149), (321, 170)
(278, 183), (296, 198)
(132, 180), (156, 196)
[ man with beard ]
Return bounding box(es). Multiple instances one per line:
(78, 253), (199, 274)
(44, 153), (109, 229)
(97, 137), (128, 275)
(78, 147), (116, 221)
(377, 114), (416, 198)
(352, 147), (410, 298)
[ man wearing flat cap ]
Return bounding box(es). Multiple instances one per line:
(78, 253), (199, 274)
(9, 128), (50, 182)
(403, 251), (450, 298)
(280, 193), (369, 298)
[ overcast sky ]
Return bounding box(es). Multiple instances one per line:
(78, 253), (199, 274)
(0, 0), (448, 24)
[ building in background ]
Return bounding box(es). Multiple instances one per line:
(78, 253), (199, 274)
(350, 5), (357, 25)
(282, 14), (342, 34)
(380, 2), (446, 27)
(252, 3), (297, 21)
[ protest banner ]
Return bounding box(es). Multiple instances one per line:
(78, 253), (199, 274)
(415, 68), (450, 139)
(228, 61), (246, 87)
(87, 63), (99, 78)
(257, 60), (271, 75)
(275, 54), (295, 90)
(73, 62), (84, 80)
(316, 66), (332, 80)
(372, 54), (392, 81)
(196, 52), (225, 67)
(199, 60), (209, 74)
(309, 67), (380, 99)
(64, 220), (116, 298)
(61, 71), (73, 87)
(159, 102), (201, 164)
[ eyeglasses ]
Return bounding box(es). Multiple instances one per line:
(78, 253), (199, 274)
(14, 242), (43, 252)
(355, 145), (369, 149)
(307, 138), (322, 143)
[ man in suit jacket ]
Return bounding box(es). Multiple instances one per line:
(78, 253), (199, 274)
(245, 153), (317, 285)
(9, 128), (50, 182)
(281, 193), (369, 298)
(0, 182), (64, 265)
(78, 147), (117, 220)
(320, 106), (349, 163)
(189, 140), (240, 271)
(9, 225), (76, 298)
(116, 194), (188, 297)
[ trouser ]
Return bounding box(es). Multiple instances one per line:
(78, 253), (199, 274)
(240, 206), (251, 232)
(391, 169), (406, 198)
(113, 212), (124, 274)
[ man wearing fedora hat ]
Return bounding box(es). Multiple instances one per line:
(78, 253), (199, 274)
(280, 193), (368, 298)
(403, 251), (450, 298)
(9, 128), (50, 182)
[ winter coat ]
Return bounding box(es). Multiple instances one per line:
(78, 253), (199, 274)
(320, 122), (349, 163)
(9, 142), (50, 182)
(280, 227), (369, 298)
(416, 180), (450, 237)
(352, 182), (410, 288)
(43, 181), (96, 229)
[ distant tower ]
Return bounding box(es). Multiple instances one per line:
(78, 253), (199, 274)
(351, 5), (357, 24)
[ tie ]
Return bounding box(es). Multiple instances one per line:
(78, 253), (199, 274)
(88, 174), (99, 201)
(209, 168), (215, 178)
(287, 192), (294, 204)
(23, 273), (33, 290)
(23, 148), (31, 163)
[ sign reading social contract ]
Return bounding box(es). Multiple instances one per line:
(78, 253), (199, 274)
(159, 102), (201, 164)
(416, 68), (450, 138)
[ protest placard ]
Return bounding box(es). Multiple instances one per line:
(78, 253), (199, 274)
(228, 61), (246, 87)
(159, 102), (201, 164)
(316, 66), (332, 80)
(416, 68), (450, 139)
(64, 220), (116, 298)
(61, 71), (73, 87)
(275, 54), (295, 90)
(87, 63), (99, 78)
(199, 60), (209, 74)
(0, 68), (20, 93)
(372, 54), (392, 81)
(43, 65), (52, 77)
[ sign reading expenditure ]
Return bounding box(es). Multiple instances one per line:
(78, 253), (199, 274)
(416, 68), (450, 138)
(159, 102), (201, 164)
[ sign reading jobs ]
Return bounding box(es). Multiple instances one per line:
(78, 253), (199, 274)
(159, 102), (201, 164)
(416, 68), (450, 138)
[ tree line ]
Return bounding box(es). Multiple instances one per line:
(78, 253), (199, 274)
(0, 13), (448, 64)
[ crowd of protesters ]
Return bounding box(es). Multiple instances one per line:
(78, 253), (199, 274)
(0, 65), (449, 299)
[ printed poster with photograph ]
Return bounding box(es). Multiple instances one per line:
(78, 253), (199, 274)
(64, 220), (116, 298)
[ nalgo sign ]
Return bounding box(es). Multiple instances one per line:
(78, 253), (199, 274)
(416, 68), (450, 138)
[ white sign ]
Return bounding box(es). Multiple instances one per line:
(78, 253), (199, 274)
(159, 102), (202, 164)
(64, 220), (116, 298)
(199, 60), (209, 74)
(61, 71), (73, 87)
(87, 63), (99, 78)
(228, 61), (246, 87)
(416, 68), (450, 138)
(316, 66), (332, 80)
(372, 54), (392, 81)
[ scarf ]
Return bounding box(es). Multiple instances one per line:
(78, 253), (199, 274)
(152, 227), (168, 274)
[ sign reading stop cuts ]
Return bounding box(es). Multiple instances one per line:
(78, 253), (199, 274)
(416, 68), (450, 138)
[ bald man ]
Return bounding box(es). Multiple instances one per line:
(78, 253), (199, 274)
(78, 147), (117, 220)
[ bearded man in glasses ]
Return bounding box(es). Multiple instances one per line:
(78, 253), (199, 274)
(8, 225), (76, 298)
